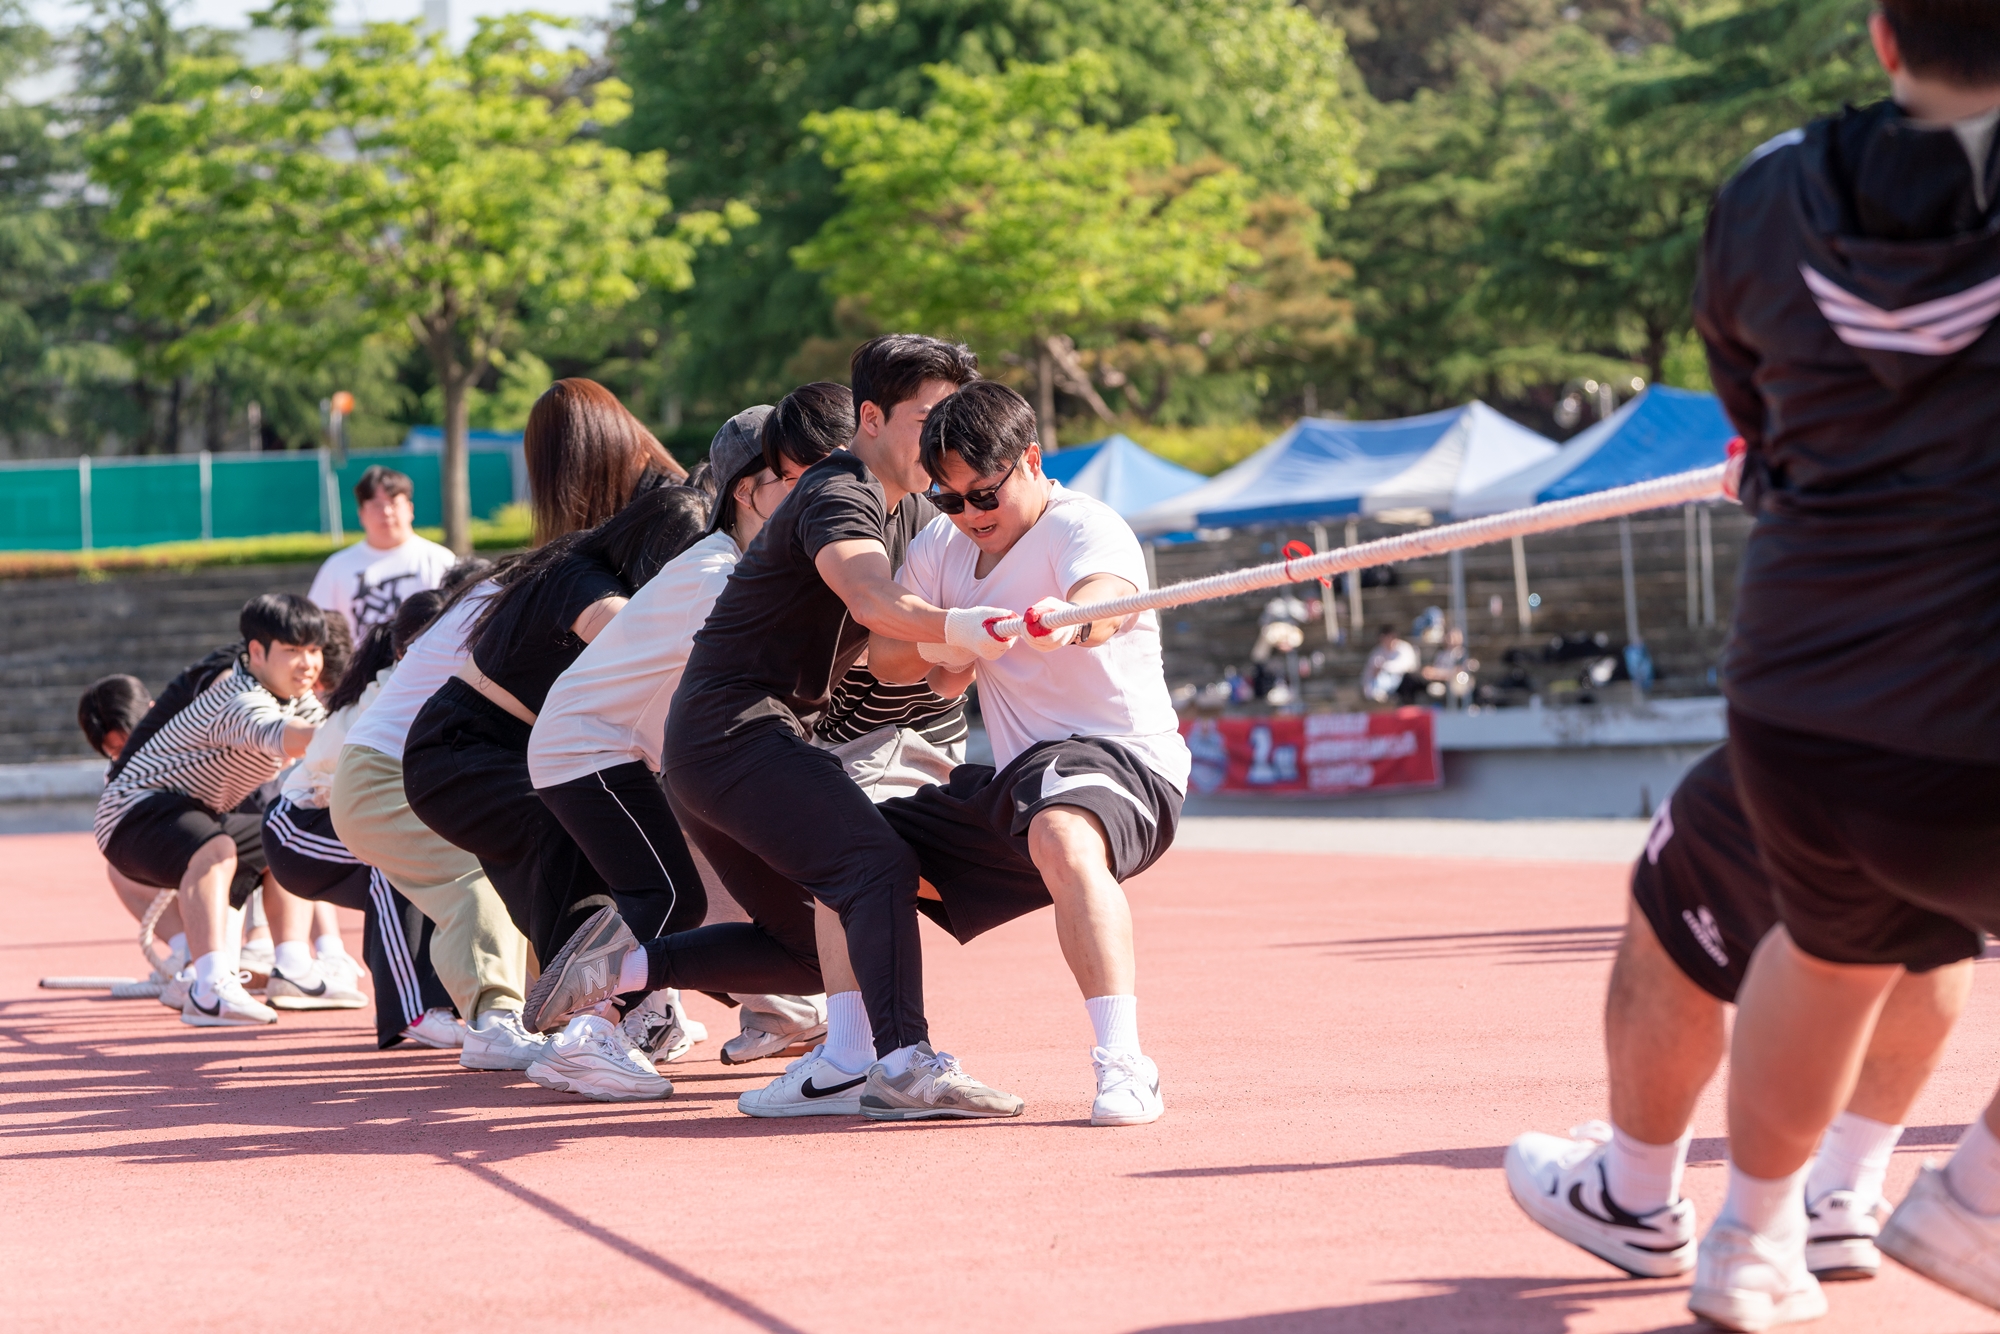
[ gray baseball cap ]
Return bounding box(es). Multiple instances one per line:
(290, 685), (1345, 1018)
(704, 404), (775, 533)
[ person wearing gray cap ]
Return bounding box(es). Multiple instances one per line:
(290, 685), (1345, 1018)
(522, 404), (824, 1100)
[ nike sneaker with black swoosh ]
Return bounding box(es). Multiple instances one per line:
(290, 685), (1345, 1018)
(1805, 1188), (1887, 1280)
(266, 961), (366, 1011)
(1505, 1122), (1696, 1277)
(181, 971), (277, 1027)
(737, 1045), (869, 1118)
(1090, 1047), (1163, 1127)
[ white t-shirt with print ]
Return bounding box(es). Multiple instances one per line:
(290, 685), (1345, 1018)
(529, 531), (739, 790)
(308, 535), (456, 637)
(897, 482), (1190, 791)
(341, 585), (491, 761)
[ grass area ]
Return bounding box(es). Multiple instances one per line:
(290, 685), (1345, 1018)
(1116, 423), (1276, 476)
(0, 503), (532, 578)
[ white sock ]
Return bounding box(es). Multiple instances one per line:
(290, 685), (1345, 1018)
(1719, 1161), (1810, 1247)
(167, 933), (188, 959)
(192, 951), (228, 1002)
(1085, 994), (1140, 1056)
(879, 1043), (920, 1078)
(314, 933), (347, 960)
(615, 947), (648, 993)
(274, 941), (312, 977)
(1806, 1110), (1903, 1204)
(1946, 1115), (2000, 1215)
(822, 991), (875, 1074)
(1604, 1124), (1690, 1214)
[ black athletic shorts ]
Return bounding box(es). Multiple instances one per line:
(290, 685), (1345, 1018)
(876, 736), (1182, 944)
(1728, 707), (1997, 972)
(102, 790), (267, 908)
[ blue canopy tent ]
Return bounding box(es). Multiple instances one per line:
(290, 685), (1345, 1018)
(1453, 386), (1736, 516)
(1127, 402), (1557, 536)
(1041, 433), (1206, 518)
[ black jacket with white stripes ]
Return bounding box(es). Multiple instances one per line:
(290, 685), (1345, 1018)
(1694, 98), (2000, 763)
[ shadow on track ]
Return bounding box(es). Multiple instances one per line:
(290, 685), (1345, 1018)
(1284, 924), (1622, 965)
(1123, 1275), (1701, 1333)
(1129, 1145), (1506, 1178)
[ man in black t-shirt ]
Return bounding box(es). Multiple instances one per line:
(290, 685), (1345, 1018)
(525, 338), (1032, 1120)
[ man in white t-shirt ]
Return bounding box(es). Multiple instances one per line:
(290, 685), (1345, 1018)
(871, 380), (1190, 1128)
(308, 465), (455, 637)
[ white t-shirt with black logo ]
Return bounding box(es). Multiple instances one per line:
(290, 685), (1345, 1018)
(309, 535), (456, 637)
(897, 482), (1190, 792)
(529, 531), (740, 790)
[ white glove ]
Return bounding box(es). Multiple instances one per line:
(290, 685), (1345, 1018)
(917, 641), (978, 671)
(1022, 597), (1081, 651)
(943, 605), (1020, 662)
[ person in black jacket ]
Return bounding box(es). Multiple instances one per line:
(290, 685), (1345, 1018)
(1688, 2), (2000, 1325)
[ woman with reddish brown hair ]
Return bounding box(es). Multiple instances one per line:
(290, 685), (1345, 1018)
(525, 379), (685, 546)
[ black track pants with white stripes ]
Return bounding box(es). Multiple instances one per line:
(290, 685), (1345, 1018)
(262, 797), (455, 1047)
(534, 761), (708, 944)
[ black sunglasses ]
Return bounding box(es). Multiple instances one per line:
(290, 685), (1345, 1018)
(928, 458), (1022, 515)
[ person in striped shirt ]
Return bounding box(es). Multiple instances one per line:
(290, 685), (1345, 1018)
(95, 593), (328, 1027)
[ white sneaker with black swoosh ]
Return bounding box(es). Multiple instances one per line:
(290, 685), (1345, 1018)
(1091, 1048), (1163, 1126)
(1505, 1122), (1696, 1277)
(181, 971), (277, 1027)
(737, 1045), (869, 1118)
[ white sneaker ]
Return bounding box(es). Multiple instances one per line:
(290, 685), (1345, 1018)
(619, 989), (693, 1064)
(682, 1014), (708, 1045)
(401, 1007), (466, 1049)
(158, 966), (194, 1012)
(1091, 1047), (1163, 1127)
(1505, 1123), (1695, 1278)
(737, 1045), (870, 1118)
(1688, 1222), (1827, 1332)
(1879, 1162), (2000, 1311)
(317, 949), (365, 995)
(721, 993), (827, 1065)
(266, 961), (366, 1010)
(1806, 1188), (1886, 1280)
(181, 972), (277, 1027)
(460, 1008), (549, 1071)
(527, 1015), (671, 1102)
(238, 935), (275, 984)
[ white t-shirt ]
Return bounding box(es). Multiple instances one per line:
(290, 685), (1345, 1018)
(281, 672), (385, 808)
(897, 482), (1190, 791)
(528, 532), (739, 789)
(341, 585), (491, 760)
(308, 534), (456, 637)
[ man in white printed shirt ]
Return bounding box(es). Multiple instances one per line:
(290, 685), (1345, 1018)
(308, 465), (454, 638)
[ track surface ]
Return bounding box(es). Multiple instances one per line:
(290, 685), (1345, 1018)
(5, 828), (1998, 1334)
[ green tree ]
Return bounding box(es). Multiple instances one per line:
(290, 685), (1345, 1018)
(88, 17), (734, 550)
(796, 56), (1256, 447)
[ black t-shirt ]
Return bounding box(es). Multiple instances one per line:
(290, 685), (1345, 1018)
(471, 555), (627, 715)
(670, 451), (935, 746)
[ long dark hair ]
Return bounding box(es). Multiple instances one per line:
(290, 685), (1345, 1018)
(464, 485), (710, 658)
(324, 623), (397, 714)
(524, 379), (683, 546)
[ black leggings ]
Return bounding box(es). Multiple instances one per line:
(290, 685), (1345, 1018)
(535, 761), (707, 942)
(661, 718), (925, 1058)
(261, 797), (455, 1048)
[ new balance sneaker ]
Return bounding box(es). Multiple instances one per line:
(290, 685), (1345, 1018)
(182, 972), (277, 1027)
(619, 988), (692, 1064)
(526, 1014), (671, 1102)
(738, 1046), (870, 1118)
(1688, 1222), (1827, 1332)
(401, 1007), (466, 1049)
(721, 993), (828, 1065)
(266, 961), (366, 1011)
(860, 1043), (1024, 1121)
(460, 1008), (550, 1071)
(522, 906), (637, 1033)
(1806, 1188), (1887, 1281)
(1504, 1123), (1696, 1278)
(158, 966), (194, 1012)
(1879, 1162), (2000, 1312)
(1090, 1047), (1164, 1127)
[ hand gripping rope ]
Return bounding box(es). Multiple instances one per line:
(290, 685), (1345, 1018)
(987, 463), (1730, 639)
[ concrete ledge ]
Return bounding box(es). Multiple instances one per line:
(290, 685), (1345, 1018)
(0, 759), (104, 802)
(1433, 695), (1726, 750)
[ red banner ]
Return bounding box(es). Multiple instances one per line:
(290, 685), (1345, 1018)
(1179, 709), (1441, 798)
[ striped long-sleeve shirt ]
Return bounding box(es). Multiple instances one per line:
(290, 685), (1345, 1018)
(812, 665), (968, 748)
(94, 659), (324, 850)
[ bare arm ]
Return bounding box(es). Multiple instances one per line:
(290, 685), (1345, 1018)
(815, 540), (952, 643)
(1065, 572), (1140, 646)
(280, 718), (317, 759)
(572, 596), (628, 644)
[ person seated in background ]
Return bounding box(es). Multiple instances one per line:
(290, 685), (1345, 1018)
(308, 464), (455, 639)
(1421, 627), (1477, 705)
(93, 594), (327, 1027)
(1362, 624), (1420, 705)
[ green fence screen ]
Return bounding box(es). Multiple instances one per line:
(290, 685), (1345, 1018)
(0, 448), (517, 551)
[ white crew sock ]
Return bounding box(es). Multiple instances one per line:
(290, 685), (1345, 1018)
(1604, 1124), (1690, 1214)
(192, 950), (229, 1003)
(1946, 1115), (2000, 1215)
(878, 1043), (921, 1078)
(1806, 1110), (1903, 1204)
(1719, 1161), (1810, 1247)
(273, 941), (313, 978)
(822, 991), (876, 1074)
(1085, 994), (1141, 1056)
(167, 933), (188, 959)
(615, 947), (648, 994)
(313, 933), (347, 961)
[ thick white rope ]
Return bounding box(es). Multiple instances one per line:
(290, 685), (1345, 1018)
(997, 463), (1729, 638)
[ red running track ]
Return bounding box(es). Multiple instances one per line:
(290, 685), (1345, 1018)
(4, 828), (1998, 1334)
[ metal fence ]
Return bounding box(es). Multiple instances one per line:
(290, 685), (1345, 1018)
(0, 448), (519, 551)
